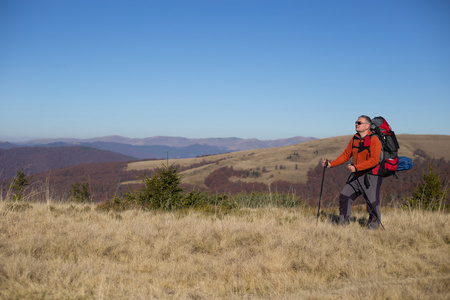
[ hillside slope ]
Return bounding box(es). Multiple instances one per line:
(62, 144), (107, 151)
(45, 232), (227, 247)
(0, 146), (135, 179)
(126, 134), (450, 187)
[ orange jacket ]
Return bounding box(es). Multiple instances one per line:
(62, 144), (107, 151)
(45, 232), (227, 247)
(330, 132), (382, 175)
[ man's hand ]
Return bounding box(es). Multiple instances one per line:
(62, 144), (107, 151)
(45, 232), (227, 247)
(347, 164), (356, 173)
(322, 159), (330, 168)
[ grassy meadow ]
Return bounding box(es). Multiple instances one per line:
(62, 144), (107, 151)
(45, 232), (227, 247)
(1, 201), (449, 299)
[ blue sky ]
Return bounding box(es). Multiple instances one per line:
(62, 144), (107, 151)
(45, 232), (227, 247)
(1, 0), (449, 142)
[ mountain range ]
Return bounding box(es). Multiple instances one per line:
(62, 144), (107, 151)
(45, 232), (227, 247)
(0, 135), (316, 159)
(2, 134), (448, 204)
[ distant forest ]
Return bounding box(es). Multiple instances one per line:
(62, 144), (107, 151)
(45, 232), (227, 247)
(1, 156), (448, 207)
(0, 146), (135, 179)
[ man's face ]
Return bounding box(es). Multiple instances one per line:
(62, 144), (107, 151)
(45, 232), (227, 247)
(355, 117), (370, 132)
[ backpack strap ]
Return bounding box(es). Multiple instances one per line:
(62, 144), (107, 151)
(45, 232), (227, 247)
(352, 134), (374, 153)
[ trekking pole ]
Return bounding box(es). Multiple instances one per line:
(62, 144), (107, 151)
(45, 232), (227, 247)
(316, 159), (327, 225)
(355, 178), (385, 230)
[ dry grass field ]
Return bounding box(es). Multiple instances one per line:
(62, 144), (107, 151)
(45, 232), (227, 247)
(125, 135), (450, 188)
(1, 201), (449, 299)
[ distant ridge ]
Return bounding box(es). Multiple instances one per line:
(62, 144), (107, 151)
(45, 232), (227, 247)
(0, 141), (17, 149)
(3, 136), (317, 159)
(22, 135), (316, 148)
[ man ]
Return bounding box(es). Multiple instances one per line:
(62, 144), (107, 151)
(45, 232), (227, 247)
(322, 115), (383, 229)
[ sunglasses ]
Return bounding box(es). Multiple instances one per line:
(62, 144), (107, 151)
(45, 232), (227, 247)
(355, 121), (369, 125)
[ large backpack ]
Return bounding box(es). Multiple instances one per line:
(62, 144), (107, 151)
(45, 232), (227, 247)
(370, 116), (401, 177)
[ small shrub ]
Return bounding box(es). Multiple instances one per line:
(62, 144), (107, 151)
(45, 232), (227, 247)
(9, 169), (31, 201)
(207, 193), (238, 210)
(406, 165), (448, 210)
(115, 162), (207, 211)
(181, 190), (209, 208)
(413, 148), (428, 158)
(127, 163), (184, 210)
(96, 195), (134, 212)
(70, 181), (92, 203)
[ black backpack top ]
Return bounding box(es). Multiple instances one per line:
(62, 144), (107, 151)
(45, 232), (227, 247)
(369, 116), (400, 177)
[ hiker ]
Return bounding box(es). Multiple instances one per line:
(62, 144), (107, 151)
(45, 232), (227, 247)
(322, 115), (383, 229)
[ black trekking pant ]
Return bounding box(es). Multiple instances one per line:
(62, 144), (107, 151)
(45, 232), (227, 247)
(338, 174), (383, 229)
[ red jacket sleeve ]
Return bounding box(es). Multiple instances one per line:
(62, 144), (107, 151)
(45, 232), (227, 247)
(329, 138), (353, 167)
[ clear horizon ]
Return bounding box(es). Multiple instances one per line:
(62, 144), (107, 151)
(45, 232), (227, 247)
(1, 0), (449, 141)
(4, 134), (319, 144)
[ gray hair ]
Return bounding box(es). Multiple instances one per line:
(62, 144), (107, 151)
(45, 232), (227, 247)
(358, 115), (372, 124)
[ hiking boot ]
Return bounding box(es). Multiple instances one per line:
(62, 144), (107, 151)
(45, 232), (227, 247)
(368, 220), (379, 230)
(338, 215), (350, 226)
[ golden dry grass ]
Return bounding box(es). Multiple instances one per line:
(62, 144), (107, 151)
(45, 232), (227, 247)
(125, 134), (450, 188)
(0, 201), (449, 299)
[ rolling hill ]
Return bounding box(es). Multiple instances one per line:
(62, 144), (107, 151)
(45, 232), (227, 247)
(0, 146), (135, 179)
(125, 134), (450, 188)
